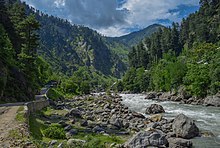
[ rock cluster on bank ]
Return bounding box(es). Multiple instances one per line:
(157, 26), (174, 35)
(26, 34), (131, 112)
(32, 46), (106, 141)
(49, 93), (200, 148)
(144, 91), (220, 107)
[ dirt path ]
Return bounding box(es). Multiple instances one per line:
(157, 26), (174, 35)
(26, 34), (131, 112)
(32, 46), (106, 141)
(0, 106), (19, 147)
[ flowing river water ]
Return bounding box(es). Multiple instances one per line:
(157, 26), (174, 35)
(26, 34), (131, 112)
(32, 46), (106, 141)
(120, 94), (220, 148)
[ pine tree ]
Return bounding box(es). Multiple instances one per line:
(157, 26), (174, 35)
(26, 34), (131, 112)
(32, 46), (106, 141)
(18, 14), (40, 88)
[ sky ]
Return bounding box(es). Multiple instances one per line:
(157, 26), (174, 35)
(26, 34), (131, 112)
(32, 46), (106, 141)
(21, 0), (200, 37)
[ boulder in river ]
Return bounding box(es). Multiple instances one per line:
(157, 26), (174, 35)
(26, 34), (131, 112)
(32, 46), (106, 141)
(204, 95), (220, 107)
(168, 138), (193, 148)
(172, 114), (199, 139)
(124, 129), (168, 147)
(145, 92), (157, 100)
(145, 104), (165, 114)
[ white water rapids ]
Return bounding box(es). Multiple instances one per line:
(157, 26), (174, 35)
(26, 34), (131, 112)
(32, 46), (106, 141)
(120, 94), (220, 148)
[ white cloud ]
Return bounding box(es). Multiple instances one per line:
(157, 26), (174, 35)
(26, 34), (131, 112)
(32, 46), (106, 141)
(98, 25), (129, 37)
(22, 0), (200, 37)
(121, 0), (199, 29)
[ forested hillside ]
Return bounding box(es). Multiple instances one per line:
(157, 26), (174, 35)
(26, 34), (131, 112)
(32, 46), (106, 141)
(0, 0), (51, 102)
(105, 24), (163, 63)
(24, 6), (126, 78)
(120, 0), (220, 97)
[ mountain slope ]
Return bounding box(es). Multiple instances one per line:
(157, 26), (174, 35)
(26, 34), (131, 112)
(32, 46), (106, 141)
(108, 24), (164, 47)
(26, 7), (127, 78)
(104, 24), (164, 64)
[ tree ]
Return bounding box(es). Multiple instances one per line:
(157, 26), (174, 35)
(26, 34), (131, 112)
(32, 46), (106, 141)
(0, 24), (14, 65)
(80, 81), (90, 94)
(17, 14), (40, 89)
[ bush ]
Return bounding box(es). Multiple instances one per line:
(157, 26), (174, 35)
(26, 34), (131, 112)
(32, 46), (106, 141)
(43, 125), (65, 139)
(47, 88), (64, 101)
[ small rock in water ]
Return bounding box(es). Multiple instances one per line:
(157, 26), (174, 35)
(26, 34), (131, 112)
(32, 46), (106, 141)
(200, 131), (215, 137)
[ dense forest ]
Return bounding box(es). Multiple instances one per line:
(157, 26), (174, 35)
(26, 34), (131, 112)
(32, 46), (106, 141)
(120, 0), (220, 97)
(27, 7), (127, 78)
(0, 0), (118, 102)
(1, 0), (219, 102)
(0, 0), (52, 102)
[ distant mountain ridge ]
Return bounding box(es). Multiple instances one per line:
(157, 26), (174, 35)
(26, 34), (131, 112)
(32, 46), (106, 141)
(104, 24), (164, 64)
(108, 24), (164, 48)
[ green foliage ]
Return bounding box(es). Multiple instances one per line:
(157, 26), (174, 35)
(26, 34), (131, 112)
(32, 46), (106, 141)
(43, 125), (65, 139)
(183, 43), (220, 97)
(151, 52), (187, 91)
(26, 6), (127, 78)
(72, 133), (124, 148)
(80, 81), (90, 94)
(47, 88), (64, 101)
(36, 56), (53, 84)
(0, 1), (55, 102)
(60, 79), (79, 95)
(122, 67), (150, 93)
(16, 106), (26, 123)
(123, 1), (220, 97)
(61, 66), (115, 94)
(116, 80), (124, 92)
(29, 115), (47, 140)
(0, 24), (15, 65)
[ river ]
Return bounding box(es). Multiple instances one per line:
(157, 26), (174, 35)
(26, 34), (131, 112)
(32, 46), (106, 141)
(120, 94), (220, 148)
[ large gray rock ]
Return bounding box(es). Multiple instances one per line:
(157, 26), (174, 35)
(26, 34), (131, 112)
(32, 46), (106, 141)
(66, 129), (78, 139)
(124, 130), (168, 148)
(145, 104), (165, 114)
(172, 114), (199, 139)
(145, 92), (157, 100)
(93, 126), (105, 133)
(109, 115), (123, 129)
(204, 95), (220, 107)
(168, 138), (193, 148)
(132, 112), (146, 119)
(68, 108), (82, 118)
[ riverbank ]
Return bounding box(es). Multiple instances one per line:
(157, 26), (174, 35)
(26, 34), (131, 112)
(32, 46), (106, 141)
(143, 91), (220, 107)
(25, 93), (208, 147)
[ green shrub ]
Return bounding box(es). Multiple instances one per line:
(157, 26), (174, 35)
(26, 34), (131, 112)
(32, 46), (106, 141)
(43, 125), (65, 139)
(47, 88), (64, 101)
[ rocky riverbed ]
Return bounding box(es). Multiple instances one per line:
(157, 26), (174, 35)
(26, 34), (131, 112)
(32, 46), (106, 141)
(121, 94), (220, 148)
(43, 93), (205, 147)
